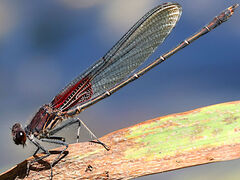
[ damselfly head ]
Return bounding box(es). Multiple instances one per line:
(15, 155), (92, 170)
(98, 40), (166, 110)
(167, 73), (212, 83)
(11, 123), (26, 147)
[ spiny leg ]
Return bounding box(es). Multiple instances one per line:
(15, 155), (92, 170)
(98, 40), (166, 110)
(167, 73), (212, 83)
(27, 136), (51, 177)
(48, 119), (78, 137)
(48, 118), (110, 150)
(33, 147), (40, 156)
(39, 138), (68, 178)
(77, 118), (110, 151)
(44, 136), (66, 142)
(48, 118), (81, 142)
(27, 135), (67, 179)
(40, 138), (68, 165)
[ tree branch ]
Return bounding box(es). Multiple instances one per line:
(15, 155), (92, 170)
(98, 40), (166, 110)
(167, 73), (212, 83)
(2, 100), (240, 179)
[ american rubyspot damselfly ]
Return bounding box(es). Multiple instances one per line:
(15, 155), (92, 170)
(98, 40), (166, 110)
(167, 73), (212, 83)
(11, 2), (238, 179)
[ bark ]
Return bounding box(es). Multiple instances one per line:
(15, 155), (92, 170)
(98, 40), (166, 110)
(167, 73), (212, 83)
(1, 100), (240, 180)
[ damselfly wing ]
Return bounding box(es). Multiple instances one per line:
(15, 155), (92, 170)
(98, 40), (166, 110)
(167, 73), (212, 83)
(51, 3), (182, 112)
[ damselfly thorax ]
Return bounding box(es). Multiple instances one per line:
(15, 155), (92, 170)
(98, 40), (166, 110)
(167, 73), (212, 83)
(24, 105), (64, 138)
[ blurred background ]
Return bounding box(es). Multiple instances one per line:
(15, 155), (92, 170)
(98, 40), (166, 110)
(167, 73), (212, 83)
(0, 0), (239, 179)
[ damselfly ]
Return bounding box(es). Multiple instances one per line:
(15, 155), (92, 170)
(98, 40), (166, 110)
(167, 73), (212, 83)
(11, 2), (238, 179)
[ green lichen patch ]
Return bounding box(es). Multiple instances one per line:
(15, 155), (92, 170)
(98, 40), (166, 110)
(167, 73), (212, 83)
(124, 102), (240, 160)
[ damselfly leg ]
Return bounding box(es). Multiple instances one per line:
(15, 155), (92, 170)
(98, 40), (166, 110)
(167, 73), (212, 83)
(27, 117), (109, 178)
(48, 118), (110, 150)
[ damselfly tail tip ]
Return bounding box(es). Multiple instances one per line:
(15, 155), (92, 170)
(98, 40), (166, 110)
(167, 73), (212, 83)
(228, 4), (239, 15)
(219, 4), (239, 23)
(233, 4), (239, 9)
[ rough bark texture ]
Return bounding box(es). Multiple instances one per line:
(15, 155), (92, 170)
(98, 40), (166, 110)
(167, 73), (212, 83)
(1, 100), (240, 179)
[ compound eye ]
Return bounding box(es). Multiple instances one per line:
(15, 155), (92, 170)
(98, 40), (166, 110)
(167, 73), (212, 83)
(11, 123), (26, 146)
(17, 131), (24, 138)
(14, 130), (26, 145)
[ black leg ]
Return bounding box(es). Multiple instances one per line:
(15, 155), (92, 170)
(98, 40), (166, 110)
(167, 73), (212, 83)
(44, 136), (65, 142)
(27, 135), (52, 178)
(76, 118), (110, 151)
(40, 138), (68, 167)
(48, 118), (81, 142)
(33, 147), (40, 156)
(48, 118), (110, 150)
(27, 134), (69, 179)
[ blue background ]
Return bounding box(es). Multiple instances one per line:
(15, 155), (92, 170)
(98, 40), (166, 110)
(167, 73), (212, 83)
(0, 0), (239, 179)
